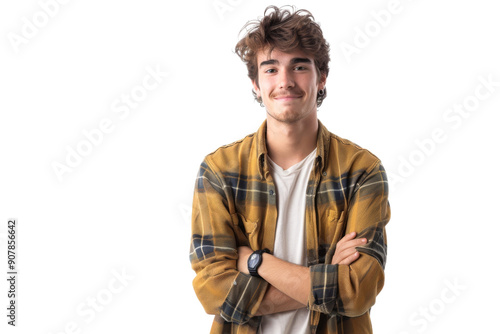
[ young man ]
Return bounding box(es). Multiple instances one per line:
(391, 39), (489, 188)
(190, 6), (390, 333)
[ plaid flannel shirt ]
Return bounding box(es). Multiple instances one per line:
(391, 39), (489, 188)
(190, 120), (390, 333)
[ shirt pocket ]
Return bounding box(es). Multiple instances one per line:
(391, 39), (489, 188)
(231, 212), (261, 250)
(324, 209), (346, 264)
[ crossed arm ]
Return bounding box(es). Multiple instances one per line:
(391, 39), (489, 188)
(237, 232), (367, 316)
(191, 160), (390, 322)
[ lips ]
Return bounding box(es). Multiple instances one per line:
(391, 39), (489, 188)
(273, 94), (301, 100)
(275, 95), (299, 98)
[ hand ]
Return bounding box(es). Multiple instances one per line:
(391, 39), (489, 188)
(237, 246), (254, 274)
(331, 232), (367, 265)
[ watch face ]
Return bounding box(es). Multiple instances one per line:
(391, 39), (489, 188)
(248, 253), (259, 268)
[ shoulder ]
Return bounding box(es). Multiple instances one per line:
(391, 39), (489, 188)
(326, 130), (382, 175)
(330, 132), (380, 161)
(203, 131), (258, 173)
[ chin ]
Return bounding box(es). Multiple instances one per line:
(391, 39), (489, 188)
(267, 111), (304, 124)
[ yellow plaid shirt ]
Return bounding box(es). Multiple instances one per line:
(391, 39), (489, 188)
(190, 120), (390, 333)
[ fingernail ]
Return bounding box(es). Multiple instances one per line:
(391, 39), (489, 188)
(362, 238), (367, 243)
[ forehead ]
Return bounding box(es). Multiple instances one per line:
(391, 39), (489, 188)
(256, 48), (313, 65)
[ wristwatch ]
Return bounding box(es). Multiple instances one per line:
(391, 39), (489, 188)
(248, 249), (270, 278)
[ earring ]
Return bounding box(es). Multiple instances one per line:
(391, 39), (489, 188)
(317, 88), (326, 105)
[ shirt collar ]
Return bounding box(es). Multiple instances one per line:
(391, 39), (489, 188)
(256, 119), (331, 180)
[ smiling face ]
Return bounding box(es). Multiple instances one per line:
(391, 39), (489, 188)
(252, 48), (326, 124)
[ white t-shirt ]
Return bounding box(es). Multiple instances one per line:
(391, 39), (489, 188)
(259, 148), (317, 334)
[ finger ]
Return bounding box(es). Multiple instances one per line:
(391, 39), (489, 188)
(335, 246), (360, 261)
(334, 237), (367, 254)
(337, 231), (357, 244)
(343, 238), (368, 249)
(339, 251), (360, 265)
(333, 238), (368, 263)
(331, 246), (357, 264)
(333, 232), (356, 252)
(335, 232), (365, 250)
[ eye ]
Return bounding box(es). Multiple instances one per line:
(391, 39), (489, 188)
(294, 66), (307, 71)
(264, 68), (277, 74)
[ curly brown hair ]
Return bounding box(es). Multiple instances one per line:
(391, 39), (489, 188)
(235, 5), (331, 107)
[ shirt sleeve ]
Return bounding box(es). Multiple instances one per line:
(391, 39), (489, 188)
(308, 161), (390, 317)
(189, 159), (268, 326)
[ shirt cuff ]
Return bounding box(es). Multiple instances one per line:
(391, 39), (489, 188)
(308, 264), (339, 315)
(219, 272), (268, 325)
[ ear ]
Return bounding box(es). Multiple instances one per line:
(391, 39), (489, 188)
(318, 72), (327, 90)
(252, 79), (261, 98)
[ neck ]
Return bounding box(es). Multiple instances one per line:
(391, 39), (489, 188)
(266, 111), (318, 170)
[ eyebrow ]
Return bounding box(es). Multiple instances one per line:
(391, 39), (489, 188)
(259, 57), (312, 67)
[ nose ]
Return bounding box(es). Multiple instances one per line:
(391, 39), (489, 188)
(278, 69), (295, 89)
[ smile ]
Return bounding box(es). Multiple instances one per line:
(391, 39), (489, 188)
(274, 95), (301, 101)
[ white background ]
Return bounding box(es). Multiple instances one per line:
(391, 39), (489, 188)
(1, 0), (499, 333)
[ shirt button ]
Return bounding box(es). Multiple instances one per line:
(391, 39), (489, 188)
(322, 172), (327, 176)
(269, 190), (274, 195)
